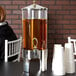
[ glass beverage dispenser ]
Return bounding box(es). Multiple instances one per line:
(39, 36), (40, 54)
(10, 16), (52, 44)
(22, 1), (48, 72)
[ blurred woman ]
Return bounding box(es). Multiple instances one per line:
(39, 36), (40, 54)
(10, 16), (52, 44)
(0, 6), (17, 62)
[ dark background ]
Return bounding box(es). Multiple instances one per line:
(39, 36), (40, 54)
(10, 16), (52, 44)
(1, 0), (76, 60)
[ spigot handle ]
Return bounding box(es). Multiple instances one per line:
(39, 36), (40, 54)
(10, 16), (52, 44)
(33, 38), (38, 49)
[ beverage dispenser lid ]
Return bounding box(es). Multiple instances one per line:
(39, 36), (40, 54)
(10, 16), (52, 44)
(21, 4), (48, 10)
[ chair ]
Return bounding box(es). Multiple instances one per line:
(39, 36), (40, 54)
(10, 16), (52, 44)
(5, 37), (22, 62)
(68, 37), (76, 62)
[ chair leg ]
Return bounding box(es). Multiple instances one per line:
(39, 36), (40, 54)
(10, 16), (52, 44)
(5, 40), (8, 62)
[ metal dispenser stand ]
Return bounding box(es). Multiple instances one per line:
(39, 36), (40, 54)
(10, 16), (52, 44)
(22, 1), (48, 72)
